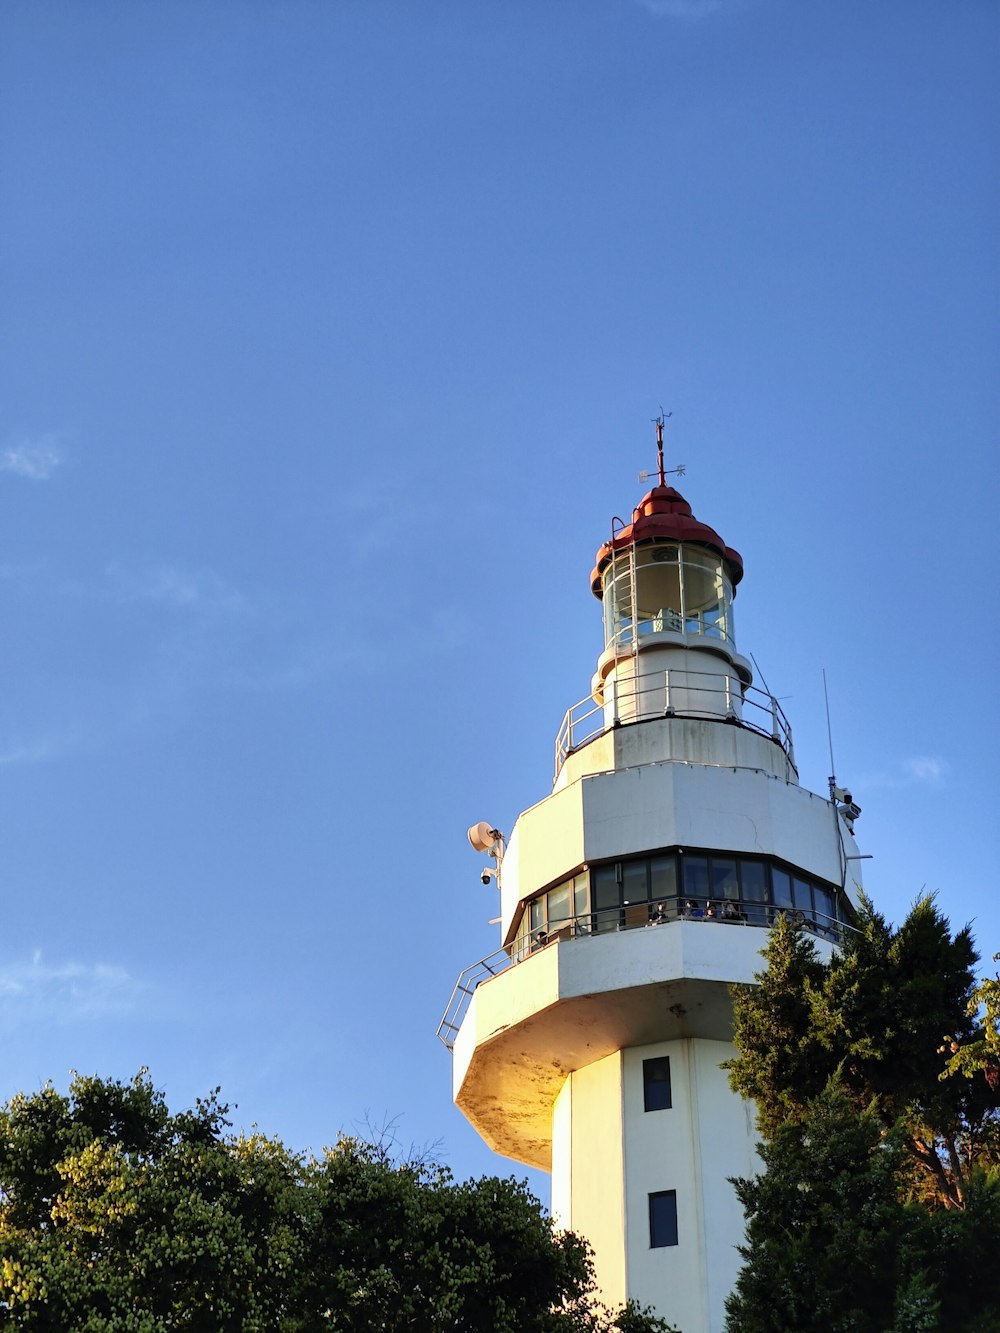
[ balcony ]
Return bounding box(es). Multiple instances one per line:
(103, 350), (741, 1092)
(438, 902), (848, 1051)
(554, 668), (795, 784)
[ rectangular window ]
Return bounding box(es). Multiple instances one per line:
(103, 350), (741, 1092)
(739, 860), (768, 925)
(739, 860), (767, 901)
(649, 1191), (678, 1247)
(547, 881), (571, 927)
(592, 864), (621, 933)
(813, 885), (834, 921)
(622, 860), (649, 928)
(573, 872), (589, 917)
(643, 1057), (672, 1111)
(793, 877), (813, 912)
(711, 858), (738, 899)
(771, 868), (793, 909)
(649, 855), (677, 903)
(623, 860), (648, 905)
(593, 865), (620, 904)
(681, 856), (710, 901)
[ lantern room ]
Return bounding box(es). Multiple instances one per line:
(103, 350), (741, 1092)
(589, 478), (751, 730)
(596, 534), (739, 655)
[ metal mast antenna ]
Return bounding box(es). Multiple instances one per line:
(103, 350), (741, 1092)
(654, 410), (671, 486)
(639, 410), (684, 487)
(823, 668), (837, 797)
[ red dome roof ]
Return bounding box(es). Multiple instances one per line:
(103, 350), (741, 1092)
(590, 485), (744, 597)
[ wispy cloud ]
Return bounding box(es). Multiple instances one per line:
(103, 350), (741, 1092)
(633, 0), (731, 18)
(0, 436), (64, 480)
(858, 755), (950, 790)
(0, 728), (82, 766)
(901, 756), (948, 784)
(104, 562), (250, 614)
(0, 952), (139, 1021)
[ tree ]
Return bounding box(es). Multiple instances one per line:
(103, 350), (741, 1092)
(725, 1088), (921, 1333)
(723, 901), (1000, 1332)
(0, 1070), (675, 1332)
(726, 895), (1000, 1209)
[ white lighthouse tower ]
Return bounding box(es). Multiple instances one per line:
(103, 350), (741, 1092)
(440, 422), (863, 1333)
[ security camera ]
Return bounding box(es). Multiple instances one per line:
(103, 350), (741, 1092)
(833, 786), (853, 805)
(839, 801), (862, 833)
(480, 869), (494, 885)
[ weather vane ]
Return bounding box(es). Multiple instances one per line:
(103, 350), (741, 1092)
(638, 409), (685, 486)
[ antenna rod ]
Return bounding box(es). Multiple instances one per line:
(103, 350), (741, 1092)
(653, 409), (672, 487)
(822, 668), (837, 797)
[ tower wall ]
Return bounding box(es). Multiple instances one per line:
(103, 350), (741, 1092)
(548, 1039), (758, 1333)
(552, 1054), (628, 1308)
(555, 713), (795, 794)
(622, 1040), (756, 1333)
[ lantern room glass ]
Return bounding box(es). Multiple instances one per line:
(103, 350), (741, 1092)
(601, 541), (734, 652)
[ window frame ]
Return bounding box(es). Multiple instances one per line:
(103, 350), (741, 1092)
(643, 1056), (672, 1112)
(649, 1190), (679, 1248)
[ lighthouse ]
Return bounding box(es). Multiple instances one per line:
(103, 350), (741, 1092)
(439, 422), (863, 1333)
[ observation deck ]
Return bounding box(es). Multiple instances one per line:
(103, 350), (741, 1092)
(438, 902), (849, 1052)
(439, 911), (846, 1170)
(554, 666), (795, 785)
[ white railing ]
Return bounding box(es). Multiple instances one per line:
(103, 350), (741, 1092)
(554, 668), (795, 782)
(437, 947), (513, 1050)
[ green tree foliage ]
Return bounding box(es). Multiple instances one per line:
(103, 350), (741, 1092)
(0, 1071), (674, 1332)
(723, 900), (1000, 1333)
(942, 951), (1000, 1093)
(726, 1088), (1000, 1333)
(726, 1088), (922, 1333)
(727, 895), (999, 1208)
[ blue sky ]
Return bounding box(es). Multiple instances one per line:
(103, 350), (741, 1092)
(1, 0), (996, 1200)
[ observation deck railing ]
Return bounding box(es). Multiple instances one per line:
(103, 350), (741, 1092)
(554, 668), (795, 784)
(437, 903), (852, 1050)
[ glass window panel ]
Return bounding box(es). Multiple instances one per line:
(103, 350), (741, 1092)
(593, 866), (620, 910)
(739, 861), (767, 901)
(604, 558), (634, 647)
(677, 549), (734, 643)
(547, 881), (571, 926)
(711, 859), (738, 899)
(530, 898), (545, 932)
(793, 878), (813, 911)
(682, 857), (710, 900)
(649, 1191), (679, 1248)
(771, 869), (793, 909)
(512, 913), (530, 962)
(738, 860), (768, 925)
(635, 545), (681, 632)
(681, 551), (722, 613)
(650, 855), (677, 903)
(643, 1057), (672, 1112)
(573, 873), (589, 922)
(813, 885), (834, 921)
(623, 860), (649, 905)
(702, 603), (723, 639)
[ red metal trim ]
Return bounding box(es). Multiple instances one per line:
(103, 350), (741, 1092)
(589, 486), (744, 596)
